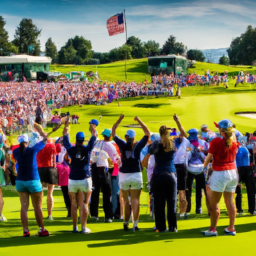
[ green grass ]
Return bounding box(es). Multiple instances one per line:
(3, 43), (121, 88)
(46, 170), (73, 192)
(0, 186), (254, 256)
(188, 61), (256, 76)
(50, 59), (256, 82)
(50, 59), (151, 82)
(43, 80), (256, 142)
(3, 61), (256, 254)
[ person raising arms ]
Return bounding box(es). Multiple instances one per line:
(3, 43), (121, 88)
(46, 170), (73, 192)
(112, 115), (150, 231)
(13, 124), (60, 237)
(62, 121), (97, 234)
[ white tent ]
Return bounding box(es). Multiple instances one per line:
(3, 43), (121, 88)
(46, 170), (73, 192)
(0, 55), (51, 64)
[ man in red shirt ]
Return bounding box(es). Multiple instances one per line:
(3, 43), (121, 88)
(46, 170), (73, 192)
(37, 142), (58, 220)
(201, 119), (238, 237)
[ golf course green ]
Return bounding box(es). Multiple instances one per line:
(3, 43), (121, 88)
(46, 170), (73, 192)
(2, 61), (256, 256)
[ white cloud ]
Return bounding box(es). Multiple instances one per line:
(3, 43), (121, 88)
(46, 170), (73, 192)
(2, 0), (256, 53)
(127, 0), (256, 19)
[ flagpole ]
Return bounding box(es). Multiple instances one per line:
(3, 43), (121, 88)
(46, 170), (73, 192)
(124, 9), (127, 79)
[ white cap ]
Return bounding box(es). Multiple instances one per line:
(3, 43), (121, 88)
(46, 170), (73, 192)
(201, 124), (208, 129)
(18, 134), (29, 144)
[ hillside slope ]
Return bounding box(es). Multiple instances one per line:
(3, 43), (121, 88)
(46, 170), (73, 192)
(50, 59), (256, 82)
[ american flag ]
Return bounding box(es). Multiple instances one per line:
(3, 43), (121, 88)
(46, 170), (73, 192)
(107, 12), (124, 36)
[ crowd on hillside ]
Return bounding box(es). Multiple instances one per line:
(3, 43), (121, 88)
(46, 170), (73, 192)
(0, 109), (256, 237)
(0, 70), (254, 135)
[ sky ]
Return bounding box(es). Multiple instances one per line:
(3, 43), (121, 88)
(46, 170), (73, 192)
(1, 0), (256, 52)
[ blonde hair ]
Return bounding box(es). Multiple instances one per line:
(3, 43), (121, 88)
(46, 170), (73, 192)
(159, 125), (175, 152)
(220, 127), (235, 148)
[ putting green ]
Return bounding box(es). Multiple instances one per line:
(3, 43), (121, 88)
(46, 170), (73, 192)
(47, 81), (256, 142)
(2, 82), (256, 255)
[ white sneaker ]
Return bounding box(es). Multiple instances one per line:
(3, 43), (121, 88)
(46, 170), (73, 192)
(224, 228), (236, 236)
(91, 216), (99, 221)
(251, 211), (256, 215)
(47, 216), (53, 221)
(0, 215), (7, 222)
(81, 227), (91, 234)
(201, 230), (218, 237)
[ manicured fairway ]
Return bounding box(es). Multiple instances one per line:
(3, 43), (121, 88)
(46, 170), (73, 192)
(0, 186), (254, 256)
(2, 82), (256, 256)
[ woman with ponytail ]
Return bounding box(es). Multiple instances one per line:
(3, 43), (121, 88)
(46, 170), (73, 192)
(149, 114), (184, 233)
(201, 119), (238, 237)
(13, 123), (59, 237)
(112, 114), (150, 232)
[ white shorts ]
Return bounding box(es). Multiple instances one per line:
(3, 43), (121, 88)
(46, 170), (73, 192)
(68, 178), (92, 193)
(119, 172), (143, 190)
(209, 169), (238, 193)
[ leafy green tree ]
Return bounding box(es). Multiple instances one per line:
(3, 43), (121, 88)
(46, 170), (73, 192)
(13, 18), (41, 55)
(219, 55), (229, 65)
(0, 16), (18, 55)
(65, 45), (77, 64)
(72, 36), (92, 59)
(108, 48), (119, 62)
(58, 45), (76, 64)
(45, 37), (57, 63)
(58, 36), (92, 64)
(187, 49), (205, 61)
(117, 44), (132, 60)
(228, 25), (256, 65)
(7, 43), (19, 55)
(227, 37), (241, 65)
(127, 36), (144, 58)
(161, 35), (187, 55)
(92, 52), (109, 64)
(144, 40), (160, 56)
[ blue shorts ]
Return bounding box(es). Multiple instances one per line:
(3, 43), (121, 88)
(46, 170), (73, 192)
(16, 180), (42, 193)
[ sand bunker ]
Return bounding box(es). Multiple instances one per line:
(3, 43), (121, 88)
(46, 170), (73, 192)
(235, 112), (256, 119)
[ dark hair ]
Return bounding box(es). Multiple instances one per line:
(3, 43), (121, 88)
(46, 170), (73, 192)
(35, 116), (42, 125)
(103, 135), (111, 141)
(125, 137), (134, 151)
(76, 141), (83, 150)
(20, 142), (27, 154)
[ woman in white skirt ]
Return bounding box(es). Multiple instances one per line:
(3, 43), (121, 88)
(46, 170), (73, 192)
(202, 119), (238, 237)
(112, 114), (150, 231)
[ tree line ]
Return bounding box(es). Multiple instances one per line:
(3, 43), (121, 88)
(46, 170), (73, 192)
(228, 25), (256, 65)
(6, 15), (248, 65)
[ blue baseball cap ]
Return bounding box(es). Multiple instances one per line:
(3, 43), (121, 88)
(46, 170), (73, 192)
(150, 133), (160, 142)
(126, 129), (136, 139)
(101, 129), (112, 138)
(218, 119), (233, 129)
(76, 132), (85, 141)
(18, 134), (29, 144)
(89, 119), (99, 126)
(187, 128), (198, 141)
(187, 128), (198, 134)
